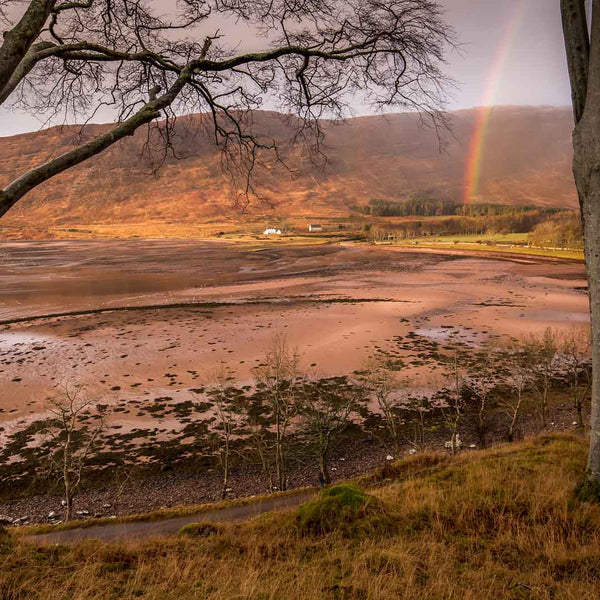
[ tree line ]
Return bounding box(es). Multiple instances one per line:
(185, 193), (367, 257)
(367, 210), (570, 241)
(528, 212), (584, 249)
(360, 198), (560, 219)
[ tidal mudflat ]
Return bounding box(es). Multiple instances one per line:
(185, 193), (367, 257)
(0, 240), (588, 422)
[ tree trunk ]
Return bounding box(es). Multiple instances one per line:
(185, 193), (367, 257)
(0, 0), (56, 96)
(65, 491), (73, 521)
(541, 374), (549, 428)
(576, 396), (586, 430)
(562, 0), (600, 485)
(319, 452), (330, 485)
(478, 398), (487, 448)
(508, 392), (522, 443)
(573, 140), (600, 477)
(221, 443), (230, 500)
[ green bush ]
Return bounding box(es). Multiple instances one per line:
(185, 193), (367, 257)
(178, 521), (222, 537)
(296, 484), (394, 537)
(574, 479), (600, 504)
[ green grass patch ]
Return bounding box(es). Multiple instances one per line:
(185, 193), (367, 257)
(390, 240), (584, 260)
(296, 484), (394, 537)
(178, 522), (222, 537)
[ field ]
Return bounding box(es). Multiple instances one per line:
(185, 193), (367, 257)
(2, 434), (600, 599)
(389, 238), (585, 261)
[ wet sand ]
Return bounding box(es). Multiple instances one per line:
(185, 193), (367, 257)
(0, 240), (589, 431)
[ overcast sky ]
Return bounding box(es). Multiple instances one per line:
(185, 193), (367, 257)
(0, 0), (573, 136)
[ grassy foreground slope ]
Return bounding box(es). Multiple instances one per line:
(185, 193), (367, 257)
(3, 435), (600, 599)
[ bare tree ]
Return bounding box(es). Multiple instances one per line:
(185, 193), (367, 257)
(253, 334), (302, 491)
(560, 327), (592, 430)
(0, 0), (453, 217)
(359, 355), (405, 452)
(522, 328), (559, 429)
(500, 344), (531, 443)
(42, 381), (106, 521)
(205, 363), (245, 499)
(300, 376), (364, 485)
(441, 341), (465, 454)
(110, 464), (137, 516)
(244, 408), (275, 492)
(561, 0), (600, 484)
(466, 342), (501, 448)
(403, 393), (429, 451)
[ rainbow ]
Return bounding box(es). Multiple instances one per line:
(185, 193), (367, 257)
(463, 4), (526, 204)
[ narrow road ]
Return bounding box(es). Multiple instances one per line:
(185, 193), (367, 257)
(25, 490), (316, 546)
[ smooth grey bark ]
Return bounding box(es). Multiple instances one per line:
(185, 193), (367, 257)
(562, 0), (600, 482)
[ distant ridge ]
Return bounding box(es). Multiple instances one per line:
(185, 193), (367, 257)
(0, 106), (577, 227)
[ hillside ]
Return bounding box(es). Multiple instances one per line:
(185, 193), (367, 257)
(4, 435), (600, 599)
(0, 106), (577, 229)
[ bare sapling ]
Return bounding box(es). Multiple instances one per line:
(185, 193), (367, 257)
(501, 343), (532, 443)
(359, 355), (405, 452)
(404, 394), (429, 451)
(442, 341), (466, 454)
(43, 382), (107, 521)
(300, 377), (364, 485)
(205, 363), (246, 499)
(253, 335), (303, 492)
(560, 327), (592, 431)
(246, 414), (275, 493)
(522, 328), (559, 428)
(467, 342), (501, 449)
(111, 465), (137, 517)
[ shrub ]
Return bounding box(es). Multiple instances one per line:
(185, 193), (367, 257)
(296, 484), (394, 537)
(178, 521), (222, 537)
(575, 479), (600, 504)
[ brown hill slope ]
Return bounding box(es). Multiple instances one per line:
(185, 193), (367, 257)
(0, 106), (577, 227)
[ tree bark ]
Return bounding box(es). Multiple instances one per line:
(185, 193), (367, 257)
(0, 0), (56, 97)
(319, 452), (330, 485)
(569, 0), (600, 481)
(562, 0), (600, 483)
(0, 73), (188, 218)
(562, 0), (591, 122)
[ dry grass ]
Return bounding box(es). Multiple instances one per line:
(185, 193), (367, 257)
(2, 434), (600, 599)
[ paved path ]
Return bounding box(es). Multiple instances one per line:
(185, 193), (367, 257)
(25, 490), (315, 545)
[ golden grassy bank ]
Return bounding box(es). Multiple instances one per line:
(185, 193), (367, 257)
(2, 434), (600, 599)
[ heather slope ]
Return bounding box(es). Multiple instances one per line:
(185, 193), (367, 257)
(0, 106), (577, 228)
